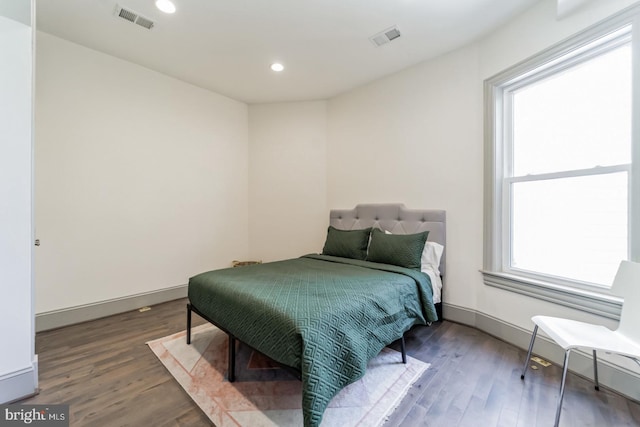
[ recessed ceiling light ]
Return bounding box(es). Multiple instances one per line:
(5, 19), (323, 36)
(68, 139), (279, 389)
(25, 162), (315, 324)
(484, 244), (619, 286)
(155, 0), (176, 14)
(270, 63), (284, 72)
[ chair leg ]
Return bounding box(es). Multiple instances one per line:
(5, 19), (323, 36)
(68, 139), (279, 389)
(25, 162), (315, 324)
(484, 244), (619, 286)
(521, 325), (538, 380)
(554, 349), (571, 427)
(593, 349), (600, 391)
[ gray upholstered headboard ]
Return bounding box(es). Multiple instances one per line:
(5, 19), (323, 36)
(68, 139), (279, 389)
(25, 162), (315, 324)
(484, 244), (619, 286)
(329, 203), (446, 276)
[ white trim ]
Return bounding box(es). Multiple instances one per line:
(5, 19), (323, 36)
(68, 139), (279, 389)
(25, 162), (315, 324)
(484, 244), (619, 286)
(30, 0), (37, 395)
(0, 358), (38, 404)
(36, 284), (188, 332)
(487, 4), (640, 89)
(632, 15), (640, 263)
(481, 270), (622, 319)
(502, 24), (632, 92)
(483, 80), (503, 273)
(442, 303), (640, 403)
(507, 164), (630, 184)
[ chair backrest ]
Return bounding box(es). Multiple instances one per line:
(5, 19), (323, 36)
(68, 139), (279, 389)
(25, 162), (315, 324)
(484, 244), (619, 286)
(612, 260), (640, 341)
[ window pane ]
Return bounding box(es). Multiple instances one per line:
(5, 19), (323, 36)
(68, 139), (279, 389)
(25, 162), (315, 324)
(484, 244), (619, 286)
(511, 172), (628, 286)
(512, 44), (631, 176)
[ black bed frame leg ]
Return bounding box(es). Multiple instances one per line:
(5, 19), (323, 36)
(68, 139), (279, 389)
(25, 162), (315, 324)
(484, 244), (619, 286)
(401, 335), (407, 364)
(186, 303), (192, 345)
(228, 335), (236, 382)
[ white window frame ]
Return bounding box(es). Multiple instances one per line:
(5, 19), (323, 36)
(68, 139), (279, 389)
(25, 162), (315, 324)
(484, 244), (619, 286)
(482, 5), (640, 320)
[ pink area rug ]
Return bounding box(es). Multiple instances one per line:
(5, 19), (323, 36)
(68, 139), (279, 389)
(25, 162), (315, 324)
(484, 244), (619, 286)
(147, 323), (429, 426)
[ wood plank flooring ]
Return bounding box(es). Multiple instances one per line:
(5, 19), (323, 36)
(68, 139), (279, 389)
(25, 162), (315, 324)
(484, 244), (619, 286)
(21, 298), (640, 426)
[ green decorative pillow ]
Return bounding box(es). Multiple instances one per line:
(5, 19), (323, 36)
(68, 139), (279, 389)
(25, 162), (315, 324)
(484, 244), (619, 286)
(366, 228), (429, 270)
(322, 226), (372, 260)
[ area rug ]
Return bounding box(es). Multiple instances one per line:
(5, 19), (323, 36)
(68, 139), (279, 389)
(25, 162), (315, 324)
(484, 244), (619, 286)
(147, 323), (429, 427)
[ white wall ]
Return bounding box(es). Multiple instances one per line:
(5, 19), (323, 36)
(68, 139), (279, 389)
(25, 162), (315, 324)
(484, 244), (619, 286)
(35, 32), (249, 314)
(327, 44), (484, 311)
(323, 0), (640, 396)
(248, 0), (640, 323)
(0, 9), (37, 402)
(248, 102), (328, 261)
(325, 0), (640, 320)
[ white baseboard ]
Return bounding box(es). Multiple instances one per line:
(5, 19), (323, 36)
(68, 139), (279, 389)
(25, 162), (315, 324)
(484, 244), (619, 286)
(36, 284), (188, 332)
(443, 302), (640, 403)
(0, 357), (38, 404)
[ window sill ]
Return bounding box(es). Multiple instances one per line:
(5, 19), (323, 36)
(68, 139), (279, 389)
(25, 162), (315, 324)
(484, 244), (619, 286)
(481, 270), (623, 320)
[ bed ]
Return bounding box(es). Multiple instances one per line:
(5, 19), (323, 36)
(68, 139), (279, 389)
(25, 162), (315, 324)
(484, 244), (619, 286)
(186, 204), (446, 427)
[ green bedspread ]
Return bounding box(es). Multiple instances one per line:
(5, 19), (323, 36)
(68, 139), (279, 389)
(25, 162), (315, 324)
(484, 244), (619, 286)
(188, 254), (437, 427)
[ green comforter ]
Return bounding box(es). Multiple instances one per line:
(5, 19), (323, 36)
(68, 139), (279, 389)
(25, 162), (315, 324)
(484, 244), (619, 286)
(188, 254), (437, 427)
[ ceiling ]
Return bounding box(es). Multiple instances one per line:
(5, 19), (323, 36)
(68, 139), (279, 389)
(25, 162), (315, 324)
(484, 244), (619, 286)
(36, 0), (540, 104)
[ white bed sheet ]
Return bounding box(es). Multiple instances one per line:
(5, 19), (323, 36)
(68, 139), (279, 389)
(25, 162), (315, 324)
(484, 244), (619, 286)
(423, 269), (442, 304)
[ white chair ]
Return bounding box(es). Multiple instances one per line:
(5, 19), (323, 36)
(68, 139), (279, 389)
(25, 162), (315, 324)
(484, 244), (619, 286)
(521, 260), (640, 427)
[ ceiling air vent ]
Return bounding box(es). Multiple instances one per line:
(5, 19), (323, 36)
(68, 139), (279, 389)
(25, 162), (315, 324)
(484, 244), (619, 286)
(369, 26), (401, 47)
(114, 5), (155, 30)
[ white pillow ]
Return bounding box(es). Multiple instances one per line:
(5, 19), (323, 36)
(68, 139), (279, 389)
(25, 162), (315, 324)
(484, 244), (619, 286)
(421, 241), (444, 275)
(420, 241), (444, 304)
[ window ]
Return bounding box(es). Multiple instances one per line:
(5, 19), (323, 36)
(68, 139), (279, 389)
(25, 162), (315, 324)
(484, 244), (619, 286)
(483, 11), (640, 319)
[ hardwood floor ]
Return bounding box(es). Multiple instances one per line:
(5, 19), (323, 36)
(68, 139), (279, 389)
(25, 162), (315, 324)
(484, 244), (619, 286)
(22, 298), (640, 426)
